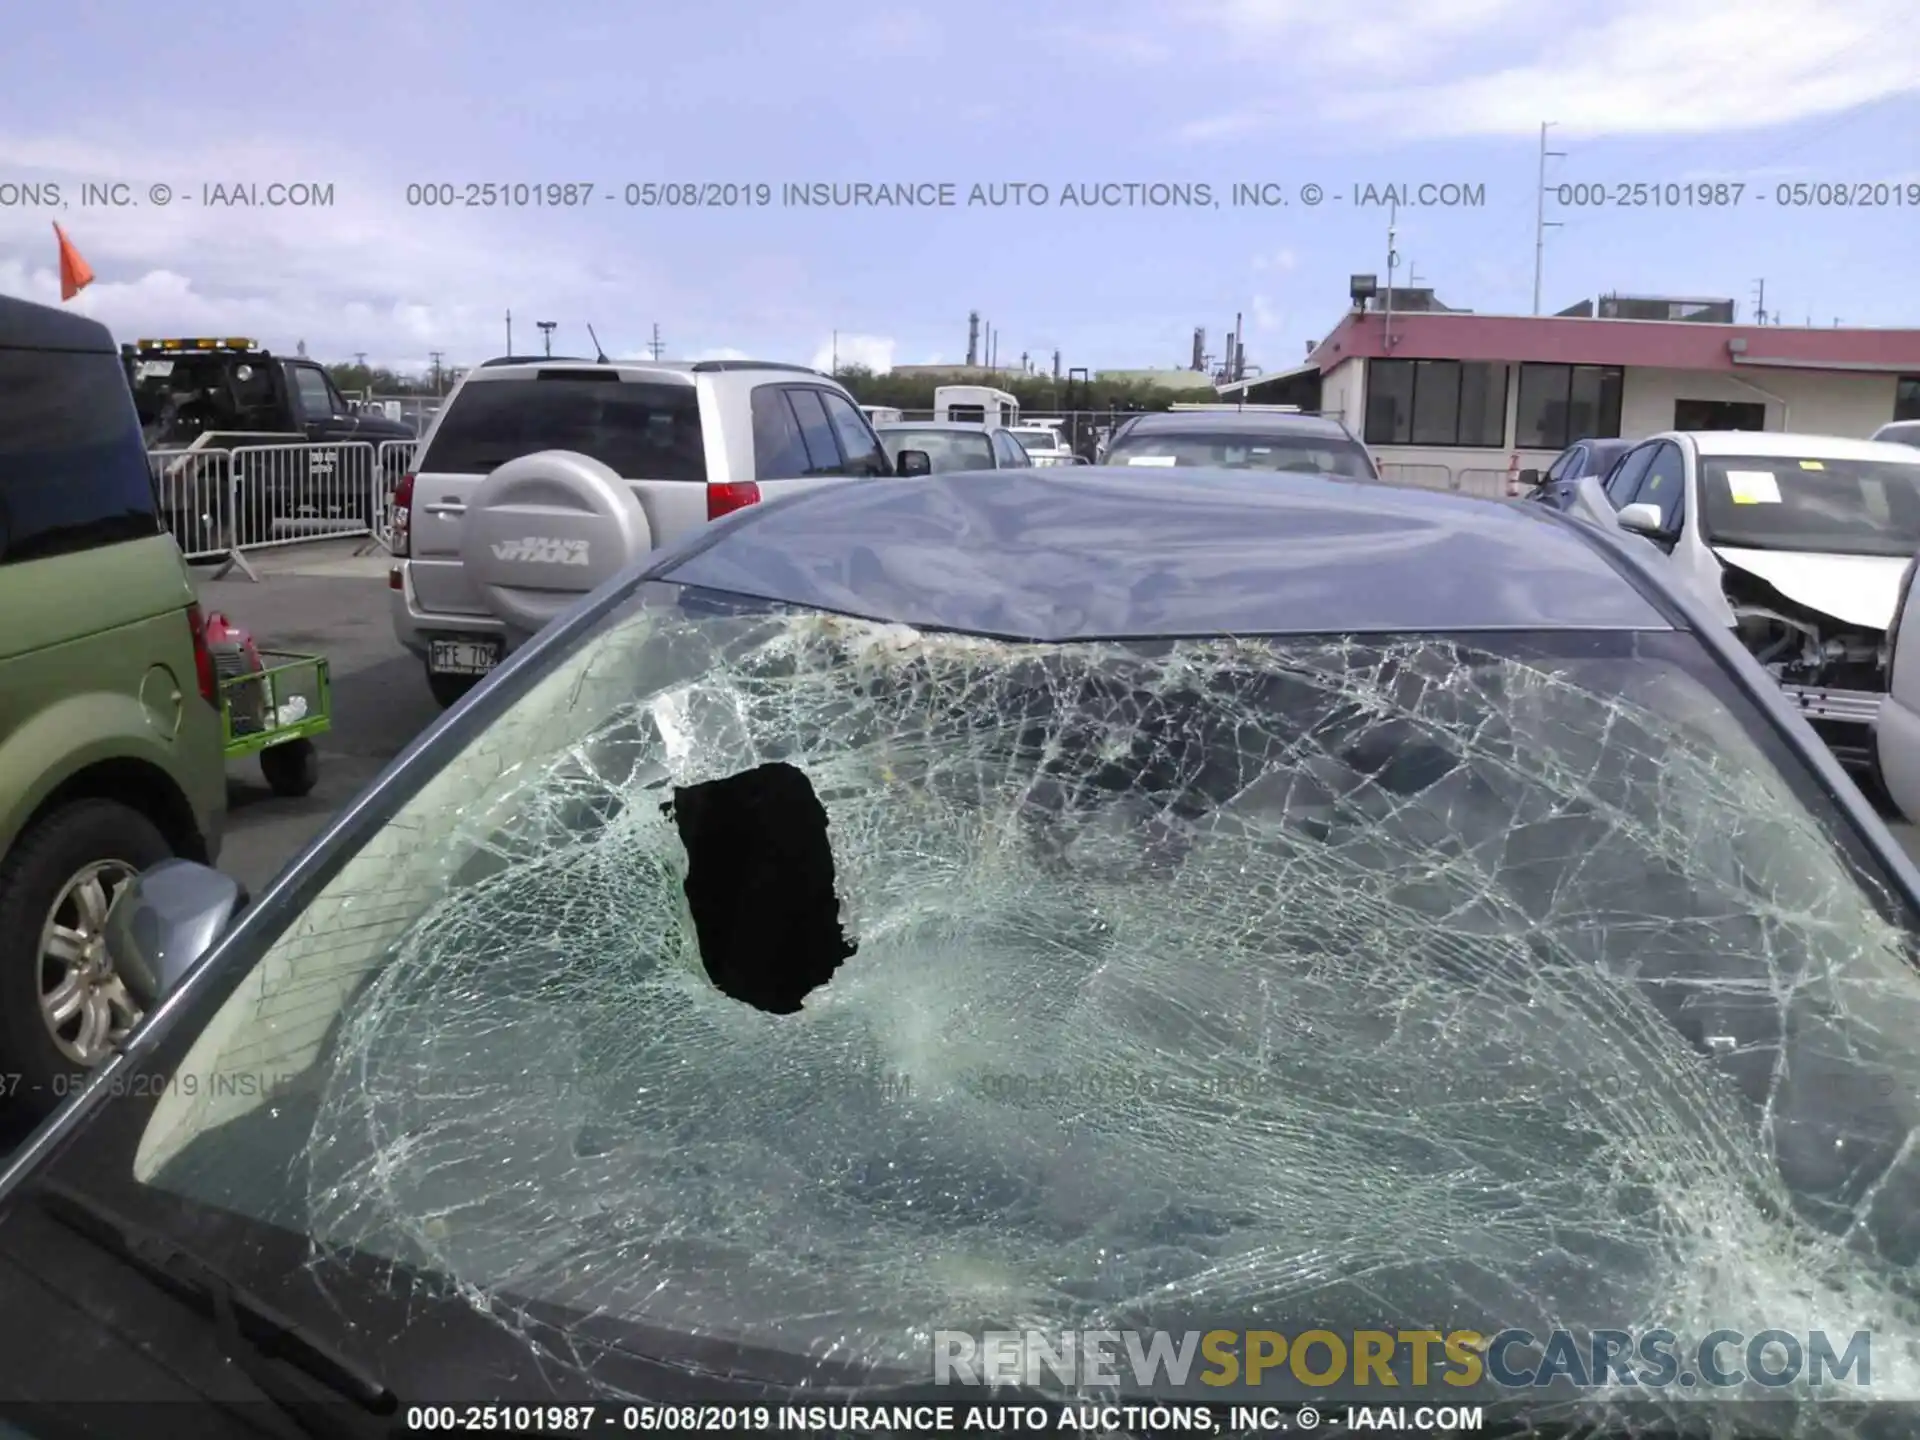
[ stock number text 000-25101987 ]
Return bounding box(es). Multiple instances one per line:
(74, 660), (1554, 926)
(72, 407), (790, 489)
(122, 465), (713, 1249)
(403, 183), (778, 208)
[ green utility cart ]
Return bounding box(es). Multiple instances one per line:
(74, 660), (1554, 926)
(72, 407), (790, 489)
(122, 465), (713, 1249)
(220, 651), (331, 797)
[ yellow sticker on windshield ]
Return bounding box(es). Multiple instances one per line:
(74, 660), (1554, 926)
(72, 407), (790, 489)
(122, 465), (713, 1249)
(1725, 469), (1782, 504)
(1799, 460), (1825, 470)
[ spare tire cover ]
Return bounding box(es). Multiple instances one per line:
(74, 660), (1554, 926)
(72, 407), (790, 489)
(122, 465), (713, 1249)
(460, 450), (652, 636)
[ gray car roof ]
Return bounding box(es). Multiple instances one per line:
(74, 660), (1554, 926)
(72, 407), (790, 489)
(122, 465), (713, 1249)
(876, 421), (999, 433)
(1113, 410), (1355, 438)
(657, 466), (1672, 641)
(0, 294), (116, 353)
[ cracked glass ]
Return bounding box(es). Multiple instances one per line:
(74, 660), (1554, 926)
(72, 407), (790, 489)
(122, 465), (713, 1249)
(126, 585), (1920, 1415)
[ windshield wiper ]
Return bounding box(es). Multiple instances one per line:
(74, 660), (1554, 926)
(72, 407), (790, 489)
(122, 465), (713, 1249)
(36, 1179), (397, 1438)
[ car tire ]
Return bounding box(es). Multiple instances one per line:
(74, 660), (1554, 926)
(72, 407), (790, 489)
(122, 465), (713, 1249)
(0, 800), (174, 1121)
(427, 665), (482, 709)
(260, 738), (320, 797)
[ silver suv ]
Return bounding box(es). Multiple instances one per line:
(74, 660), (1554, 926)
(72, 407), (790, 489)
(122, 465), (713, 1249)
(389, 358), (920, 705)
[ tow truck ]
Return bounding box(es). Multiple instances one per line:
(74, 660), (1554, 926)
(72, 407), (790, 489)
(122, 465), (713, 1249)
(124, 337), (414, 542)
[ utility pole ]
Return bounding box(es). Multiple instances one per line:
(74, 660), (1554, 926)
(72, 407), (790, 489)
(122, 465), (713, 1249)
(429, 350), (444, 395)
(352, 352), (366, 368)
(648, 324), (664, 360)
(832, 330), (838, 373)
(536, 321), (555, 357)
(1383, 199), (1400, 354)
(1750, 280), (1767, 326)
(506, 309), (513, 354)
(1532, 121), (1565, 315)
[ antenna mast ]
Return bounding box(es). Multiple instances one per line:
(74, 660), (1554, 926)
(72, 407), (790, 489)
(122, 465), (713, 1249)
(1383, 200), (1399, 353)
(1532, 122), (1565, 314)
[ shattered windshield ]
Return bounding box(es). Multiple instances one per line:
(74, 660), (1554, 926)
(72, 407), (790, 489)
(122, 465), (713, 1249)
(124, 590), (1920, 1398)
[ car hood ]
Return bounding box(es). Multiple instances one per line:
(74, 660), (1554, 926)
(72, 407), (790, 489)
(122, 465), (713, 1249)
(1710, 547), (1909, 632)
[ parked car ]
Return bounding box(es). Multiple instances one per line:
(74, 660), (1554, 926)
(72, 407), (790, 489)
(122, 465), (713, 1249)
(1877, 554), (1920, 820)
(1874, 420), (1920, 449)
(875, 420), (1033, 473)
(1007, 424), (1077, 466)
(1522, 437), (1637, 510)
(4, 466), (1918, 1424)
(1563, 430), (1920, 771)
(0, 297), (227, 1121)
(389, 358), (922, 707)
(1099, 409), (1380, 480)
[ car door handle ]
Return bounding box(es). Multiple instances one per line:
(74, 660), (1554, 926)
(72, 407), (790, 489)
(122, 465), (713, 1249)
(421, 502), (467, 515)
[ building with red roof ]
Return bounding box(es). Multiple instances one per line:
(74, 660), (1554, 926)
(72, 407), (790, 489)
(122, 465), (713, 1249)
(1224, 288), (1920, 495)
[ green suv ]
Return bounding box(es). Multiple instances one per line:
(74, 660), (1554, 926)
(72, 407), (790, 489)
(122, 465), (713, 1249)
(0, 295), (226, 1118)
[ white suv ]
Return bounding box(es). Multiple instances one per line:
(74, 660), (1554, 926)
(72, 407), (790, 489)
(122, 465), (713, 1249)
(389, 358), (920, 705)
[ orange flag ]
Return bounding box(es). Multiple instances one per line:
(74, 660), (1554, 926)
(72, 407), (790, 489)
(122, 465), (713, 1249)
(54, 222), (94, 301)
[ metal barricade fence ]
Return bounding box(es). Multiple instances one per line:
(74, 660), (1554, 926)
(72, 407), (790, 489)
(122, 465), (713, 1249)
(366, 439), (420, 551)
(1374, 463), (1513, 500)
(147, 448), (234, 561)
(1377, 463), (1454, 492)
(1453, 468), (1510, 499)
(221, 442), (381, 552)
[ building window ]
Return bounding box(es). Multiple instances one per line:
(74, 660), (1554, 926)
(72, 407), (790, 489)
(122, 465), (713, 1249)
(1673, 399), (1766, 431)
(1898, 376), (1920, 422)
(1364, 359), (1506, 447)
(1515, 364), (1624, 450)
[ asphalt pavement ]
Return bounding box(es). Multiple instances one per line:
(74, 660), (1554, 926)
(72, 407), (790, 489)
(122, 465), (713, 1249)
(193, 539), (441, 898)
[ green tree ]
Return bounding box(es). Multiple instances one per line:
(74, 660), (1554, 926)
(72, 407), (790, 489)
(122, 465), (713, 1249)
(325, 362), (446, 397)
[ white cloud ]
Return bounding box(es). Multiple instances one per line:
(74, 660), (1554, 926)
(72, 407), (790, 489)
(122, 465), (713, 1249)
(0, 129), (671, 373)
(813, 333), (896, 373)
(1252, 249), (1298, 272)
(1178, 0), (1920, 139)
(1043, 26), (1171, 64)
(855, 11), (943, 57)
(688, 347), (752, 362)
(1249, 295), (1285, 332)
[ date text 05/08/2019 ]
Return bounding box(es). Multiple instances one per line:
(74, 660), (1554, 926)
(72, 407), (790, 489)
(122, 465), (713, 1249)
(1552, 180), (1920, 208)
(0, 1069), (299, 1101)
(401, 1401), (1482, 1433)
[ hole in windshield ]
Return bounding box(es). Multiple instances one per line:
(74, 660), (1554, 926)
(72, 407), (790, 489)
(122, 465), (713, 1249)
(667, 761), (855, 1014)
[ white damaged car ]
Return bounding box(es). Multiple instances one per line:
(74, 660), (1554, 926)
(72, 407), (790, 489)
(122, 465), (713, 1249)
(1566, 430), (1920, 773)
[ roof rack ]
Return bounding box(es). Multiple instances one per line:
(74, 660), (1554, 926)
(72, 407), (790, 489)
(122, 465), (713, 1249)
(479, 354), (588, 367)
(689, 359), (825, 376)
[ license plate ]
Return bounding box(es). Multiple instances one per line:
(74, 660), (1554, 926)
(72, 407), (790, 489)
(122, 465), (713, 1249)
(429, 638), (501, 675)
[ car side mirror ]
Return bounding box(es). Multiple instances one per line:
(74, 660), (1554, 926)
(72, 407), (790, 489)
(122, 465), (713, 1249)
(1616, 501), (1672, 539)
(104, 859), (245, 1010)
(896, 449), (932, 477)
(1517, 468), (1542, 486)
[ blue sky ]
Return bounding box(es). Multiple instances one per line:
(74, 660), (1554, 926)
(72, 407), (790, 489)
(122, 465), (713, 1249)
(4, 0), (1917, 376)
